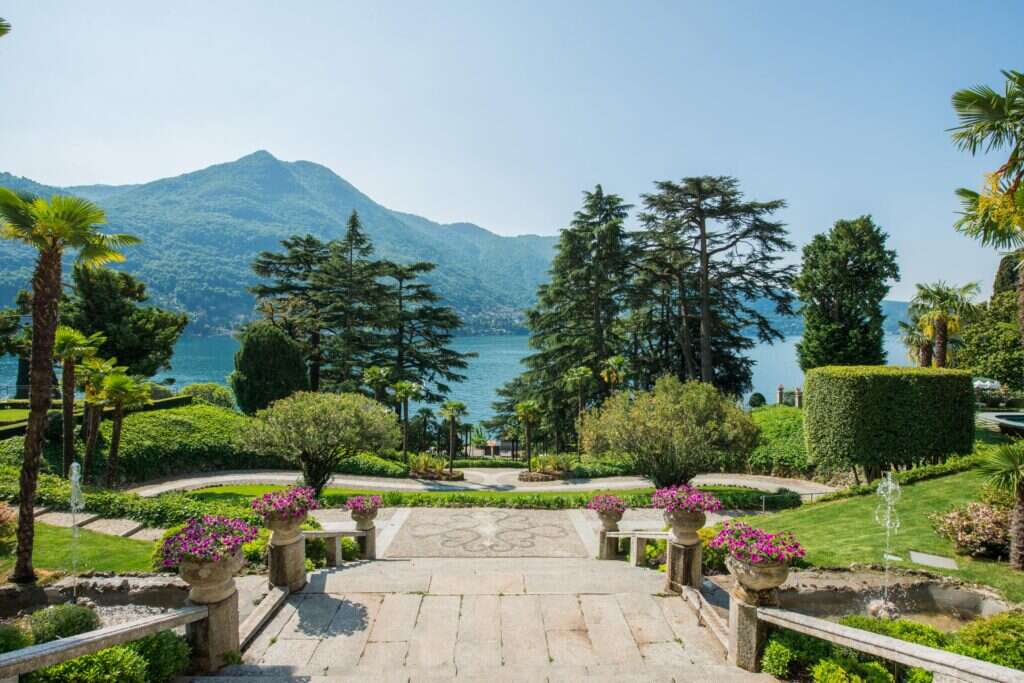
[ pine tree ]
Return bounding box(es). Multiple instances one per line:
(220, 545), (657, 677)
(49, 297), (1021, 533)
(794, 216), (900, 370)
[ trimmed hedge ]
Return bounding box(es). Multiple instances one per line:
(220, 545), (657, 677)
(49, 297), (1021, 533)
(804, 366), (974, 477)
(817, 455), (979, 503)
(336, 453), (408, 478)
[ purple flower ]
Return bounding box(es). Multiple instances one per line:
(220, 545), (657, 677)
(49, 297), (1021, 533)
(345, 495), (382, 515)
(651, 485), (722, 514)
(586, 495), (626, 514)
(162, 515), (258, 567)
(251, 487), (318, 521)
(709, 520), (805, 565)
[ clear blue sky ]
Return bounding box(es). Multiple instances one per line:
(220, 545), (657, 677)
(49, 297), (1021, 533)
(1, 1), (1020, 299)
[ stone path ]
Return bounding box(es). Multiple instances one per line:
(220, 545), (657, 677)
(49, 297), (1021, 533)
(194, 558), (771, 682)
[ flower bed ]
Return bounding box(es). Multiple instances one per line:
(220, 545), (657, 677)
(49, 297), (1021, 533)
(710, 520), (804, 565)
(159, 515), (257, 568)
(251, 486), (318, 521)
(651, 484), (723, 513)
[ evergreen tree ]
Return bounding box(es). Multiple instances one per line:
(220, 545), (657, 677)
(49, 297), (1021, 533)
(251, 234), (331, 390)
(794, 216), (900, 370)
(993, 251), (1022, 295)
(229, 320), (309, 414)
(62, 265), (188, 378)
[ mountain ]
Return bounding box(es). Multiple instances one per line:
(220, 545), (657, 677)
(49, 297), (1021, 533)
(0, 151), (911, 337)
(0, 151), (558, 333)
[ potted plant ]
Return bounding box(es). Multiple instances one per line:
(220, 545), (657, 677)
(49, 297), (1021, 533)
(252, 486), (318, 545)
(651, 485), (722, 544)
(710, 521), (805, 597)
(345, 495), (383, 530)
(586, 494), (627, 530)
(161, 515), (258, 602)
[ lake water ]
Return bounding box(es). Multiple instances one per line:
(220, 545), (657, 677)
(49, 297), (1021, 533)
(0, 333), (907, 424)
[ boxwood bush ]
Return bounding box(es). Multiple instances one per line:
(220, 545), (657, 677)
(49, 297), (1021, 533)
(804, 366), (974, 479)
(28, 604), (100, 644)
(28, 645), (148, 683)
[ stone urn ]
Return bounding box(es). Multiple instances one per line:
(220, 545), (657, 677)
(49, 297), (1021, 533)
(663, 509), (705, 545)
(266, 512), (306, 547)
(726, 555), (789, 603)
(351, 509), (378, 531)
(597, 509), (624, 531)
(179, 550), (244, 603)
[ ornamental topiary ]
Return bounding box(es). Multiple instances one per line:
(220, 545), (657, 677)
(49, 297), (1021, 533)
(229, 321), (308, 415)
(28, 603), (100, 644)
(804, 366), (974, 479)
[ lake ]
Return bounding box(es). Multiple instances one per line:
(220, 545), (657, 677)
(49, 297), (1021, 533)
(0, 334), (908, 424)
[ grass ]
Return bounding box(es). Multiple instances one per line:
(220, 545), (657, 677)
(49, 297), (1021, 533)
(0, 408), (29, 424)
(0, 523), (156, 579)
(753, 468), (1024, 602)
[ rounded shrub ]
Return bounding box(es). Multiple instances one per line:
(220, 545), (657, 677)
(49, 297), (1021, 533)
(28, 603), (100, 644)
(28, 644), (148, 683)
(804, 366), (974, 478)
(229, 321), (309, 415)
(127, 632), (190, 683)
(950, 611), (1024, 670)
(748, 392), (767, 408)
(0, 623), (31, 654)
(180, 383), (236, 410)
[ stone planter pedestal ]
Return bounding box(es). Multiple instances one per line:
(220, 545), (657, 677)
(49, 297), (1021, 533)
(726, 556), (789, 673)
(596, 510), (623, 560)
(180, 551), (243, 673)
(267, 513), (308, 592)
(664, 510), (705, 593)
(351, 510), (378, 558)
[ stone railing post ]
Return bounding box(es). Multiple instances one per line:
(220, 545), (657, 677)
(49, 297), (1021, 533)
(727, 575), (780, 672)
(794, 387), (803, 409)
(595, 511), (622, 560)
(663, 512), (703, 593)
(776, 384), (785, 405)
(267, 515), (308, 592)
(181, 553), (243, 673)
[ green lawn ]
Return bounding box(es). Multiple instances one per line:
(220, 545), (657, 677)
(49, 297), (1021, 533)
(0, 523), (155, 579)
(754, 469), (1024, 602)
(0, 408), (29, 424)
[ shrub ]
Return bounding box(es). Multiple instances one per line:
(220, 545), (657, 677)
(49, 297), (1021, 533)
(0, 623), (31, 654)
(811, 657), (894, 683)
(760, 629), (833, 679)
(698, 526), (726, 574)
(451, 458), (525, 468)
(749, 405), (810, 476)
(229, 320), (309, 415)
(409, 453), (447, 476)
(748, 392), (767, 408)
(838, 615), (947, 649)
(949, 611), (1024, 670)
(804, 366), (974, 478)
(180, 382), (236, 410)
(127, 632), (190, 683)
(932, 502), (1010, 558)
(147, 383), (175, 399)
(336, 453), (408, 478)
(29, 604), (100, 644)
(580, 376), (758, 487)
(0, 501), (15, 556)
(242, 392), (399, 496)
(28, 645), (147, 683)
(760, 638), (798, 678)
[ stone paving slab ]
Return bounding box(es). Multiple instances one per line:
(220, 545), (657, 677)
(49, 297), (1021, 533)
(125, 526), (166, 541)
(386, 508), (587, 558)
(81, 516), (143, 537)
(34, 510), (99, 527)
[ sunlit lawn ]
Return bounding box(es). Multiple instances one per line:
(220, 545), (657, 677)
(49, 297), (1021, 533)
(0, 523), (155, 580)
(754, 469), (1024, 602)
(0, 408), (29, 424)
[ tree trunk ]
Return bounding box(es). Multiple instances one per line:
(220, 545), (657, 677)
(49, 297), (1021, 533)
(308, 329), (321, 392)
(697, 217), (714, 383)
(61, 359), (76, 478)
(83, 406), (101, 480)
(105, 404), (124, 488)
(1017, 265), (1024, 361)
(448, 420), (455, 474)
(576, 389), (582, 462)
(402, 397), (409, 464)
(15, 355), (29, 399)
(13, 248), (62, 584)
(933, 318), (948, 368)
(525, 424), (532, 472)
(919, 343), (933, 368)
(1011, 486), (1024, 571)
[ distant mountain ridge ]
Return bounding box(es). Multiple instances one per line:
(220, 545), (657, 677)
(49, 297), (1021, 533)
(0, 151), (558, 333)
(0, 151), (909, 336)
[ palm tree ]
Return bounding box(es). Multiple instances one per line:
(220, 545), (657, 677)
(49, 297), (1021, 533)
(53, 326), (104, 477)
(600, 355), (628, 391)
(99, 374), (151, 488)
(439, 400), (467, 474)
(562, 366), (591, 460)
(898, 315), (933, 367)
(909, 282), (979, 367)
(362, 366), (392, 404)
(414, 406), (435, 453)
(980, 442), (1024, 570)
(0, 189), (138, 584)
(515, 400), (541, 472)
(0, 18), (9, 38)
(392, 380), (422, 463)
(78, 356), (124, 479)
(950, 71), (1024, 347)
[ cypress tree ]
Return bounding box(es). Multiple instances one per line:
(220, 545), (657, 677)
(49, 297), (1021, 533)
(230, 320), (308, 414)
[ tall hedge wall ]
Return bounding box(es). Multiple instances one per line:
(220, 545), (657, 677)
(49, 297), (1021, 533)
(804, 366), (974, 478)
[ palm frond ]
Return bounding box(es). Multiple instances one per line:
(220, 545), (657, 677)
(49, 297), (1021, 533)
(0, 18), (9, 38)
(979, 442), (1024, 495)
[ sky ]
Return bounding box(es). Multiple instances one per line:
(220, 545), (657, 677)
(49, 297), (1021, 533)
(1, 1), (1021, 300)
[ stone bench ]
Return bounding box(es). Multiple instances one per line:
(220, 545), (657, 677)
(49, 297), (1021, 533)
(304, 524), (376, 566)
(600, 528), (670, 566)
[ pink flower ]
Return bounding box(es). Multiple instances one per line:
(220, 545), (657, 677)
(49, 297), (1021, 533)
(162, 515), (258, 567)
(345, 495), (382, 515)
(251, 486), (318, 521)
(709, 521), (804, 565)
(586, 495), (626, 514)
(651, 485), (722, 514)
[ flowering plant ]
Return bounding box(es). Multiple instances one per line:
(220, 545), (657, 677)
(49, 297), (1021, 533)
(651, 485), (722, 514)
(251, 487), (318, 521)
(345, 495), (383, 515)
(586, 494), (626, 515)
(709, 521), (805, 565)
(161, 515), (258, 567)
(933, 503), (1010, 559)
